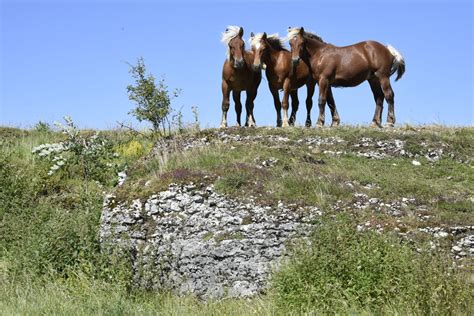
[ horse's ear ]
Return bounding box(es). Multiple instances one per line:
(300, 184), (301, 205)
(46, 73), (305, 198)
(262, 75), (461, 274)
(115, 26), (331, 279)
(262, 32), (267, 40)
(299, 27), (305, 34)
(250, 32), (254, 38)
(239, 27), (244, 37)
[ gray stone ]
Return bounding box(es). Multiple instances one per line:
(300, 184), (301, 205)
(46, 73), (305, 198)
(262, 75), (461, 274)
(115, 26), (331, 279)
(100, 183), (318, 299)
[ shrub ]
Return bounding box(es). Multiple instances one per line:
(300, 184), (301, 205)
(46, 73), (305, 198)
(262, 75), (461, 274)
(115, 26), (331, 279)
(271, 215), (472, 314)
(31, 116), (120, 185)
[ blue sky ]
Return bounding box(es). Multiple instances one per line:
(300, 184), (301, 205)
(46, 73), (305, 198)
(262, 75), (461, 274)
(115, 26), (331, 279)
(1, 0), (473, 129)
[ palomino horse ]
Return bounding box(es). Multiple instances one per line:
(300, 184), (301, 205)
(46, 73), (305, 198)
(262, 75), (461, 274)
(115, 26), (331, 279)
(250, 32), (340, 128)
(220, 26), (262, 128)
(288, 27), (405, 127)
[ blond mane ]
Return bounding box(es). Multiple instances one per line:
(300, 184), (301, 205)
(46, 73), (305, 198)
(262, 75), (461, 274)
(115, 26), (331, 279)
(221, 26), (243, 59)
(249, 33), (287, 51)
(286, 27), (325, 43)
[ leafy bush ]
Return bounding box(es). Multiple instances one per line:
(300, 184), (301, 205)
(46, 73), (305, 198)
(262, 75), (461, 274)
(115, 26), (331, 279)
(271, 215), (472, 314)
(32, 116), (120, 185)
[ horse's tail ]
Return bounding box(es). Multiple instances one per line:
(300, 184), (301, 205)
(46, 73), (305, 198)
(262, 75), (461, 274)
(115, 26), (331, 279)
(386, 45), (405, 81)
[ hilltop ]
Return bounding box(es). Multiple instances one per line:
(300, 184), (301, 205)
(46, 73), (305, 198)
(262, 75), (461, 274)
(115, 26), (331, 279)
(1, 125), (473, 314)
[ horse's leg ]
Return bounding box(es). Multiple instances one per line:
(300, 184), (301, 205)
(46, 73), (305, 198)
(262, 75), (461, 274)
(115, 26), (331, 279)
(245, 90), (257, 127)
(220, 81), (231, 128)
(380, 76), (395, 127)
(305, 80), (315, 127)
(281, 79), (291, 127)
(316, 78), (329, 127)
(368, 78), (384, 128)
(289, 90), (299, 126)
(270, 85), (282, 127)
(326, 87), (340, 127)
(232, 90), (243, 127)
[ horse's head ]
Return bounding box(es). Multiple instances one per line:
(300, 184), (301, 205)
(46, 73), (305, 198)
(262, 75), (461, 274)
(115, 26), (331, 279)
(250, 32), (269, 71)
(222, 26), (245, 69)
(288, 27), (306, 66)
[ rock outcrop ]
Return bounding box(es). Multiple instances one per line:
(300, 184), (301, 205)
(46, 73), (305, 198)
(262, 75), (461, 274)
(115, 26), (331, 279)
(100, 183), (320, 298)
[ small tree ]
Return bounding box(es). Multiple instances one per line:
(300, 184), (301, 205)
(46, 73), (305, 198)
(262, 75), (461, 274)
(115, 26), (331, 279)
(126, 57), (180, 135)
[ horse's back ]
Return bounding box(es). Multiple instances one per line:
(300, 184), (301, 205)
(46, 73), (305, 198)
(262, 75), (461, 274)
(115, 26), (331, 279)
(323, 41), (393, 76)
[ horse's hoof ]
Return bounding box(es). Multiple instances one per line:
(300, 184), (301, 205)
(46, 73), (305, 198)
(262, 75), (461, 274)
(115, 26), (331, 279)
(331, 121), (340, 127)
(305, 120), (312, 128)
(370, 121), (382, 128)
(316, 122), (324, 128)
(282, 121), (289, 128)
(220, 124), (227, 129)
(276, 120), (282, 127)
(385, 122), (395, 128)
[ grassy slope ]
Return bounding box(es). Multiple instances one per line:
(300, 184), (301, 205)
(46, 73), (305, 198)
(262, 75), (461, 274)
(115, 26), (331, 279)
(1, 125), (473, 315)
(119, 126), (473, 226)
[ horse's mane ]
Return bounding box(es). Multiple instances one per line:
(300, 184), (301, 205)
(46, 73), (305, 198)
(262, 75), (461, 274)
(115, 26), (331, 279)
(221, 25), (243, 59)
(286, 27), (326, 44)
(267, 34), (288, 51)
(249, 33), (288, 51)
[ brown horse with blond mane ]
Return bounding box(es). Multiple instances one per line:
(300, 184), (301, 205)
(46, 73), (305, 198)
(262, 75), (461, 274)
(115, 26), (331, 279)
(220, 26), (261, 128)
(250, 32), (340, 127)
(288, 27), (405, 127)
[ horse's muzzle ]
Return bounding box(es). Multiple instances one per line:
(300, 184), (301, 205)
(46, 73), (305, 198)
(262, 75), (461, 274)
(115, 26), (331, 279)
(234, 59), (244, 69)
(292, 57), (300, 66)
(252, 64), (261, 71)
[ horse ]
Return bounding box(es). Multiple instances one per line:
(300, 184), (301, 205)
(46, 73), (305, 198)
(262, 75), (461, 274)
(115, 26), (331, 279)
(249, 33), (340, 127)
(250, 32), (340, 128)
(220, 26), (262, 128)
(287, 27), (405, 127)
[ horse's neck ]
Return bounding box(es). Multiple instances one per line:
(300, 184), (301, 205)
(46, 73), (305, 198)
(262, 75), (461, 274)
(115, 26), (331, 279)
(264, 48), (284, 68)
(306, 38), (327, 56)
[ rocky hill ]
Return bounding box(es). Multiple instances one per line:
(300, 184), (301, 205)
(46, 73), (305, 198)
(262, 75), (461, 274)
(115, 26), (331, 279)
(101, 126), (473, 298)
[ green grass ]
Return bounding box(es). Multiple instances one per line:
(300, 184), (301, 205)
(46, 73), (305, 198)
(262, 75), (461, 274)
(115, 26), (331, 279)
(118, 126), (473, 225)
(1, 125), (473, 315)
(0, 278), (273, 315)
(272, 215), (473, 315)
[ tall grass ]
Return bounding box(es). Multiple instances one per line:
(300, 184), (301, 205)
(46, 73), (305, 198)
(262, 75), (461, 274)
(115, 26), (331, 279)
(0, 277), (273, 315)
(272, 215), (473, 314)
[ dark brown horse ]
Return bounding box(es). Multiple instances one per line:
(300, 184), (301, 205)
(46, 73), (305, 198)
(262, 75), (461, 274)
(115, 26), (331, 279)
(288, 27), (405, 127)
(250, 32), (340, 127)
(220, 26), (262, 128)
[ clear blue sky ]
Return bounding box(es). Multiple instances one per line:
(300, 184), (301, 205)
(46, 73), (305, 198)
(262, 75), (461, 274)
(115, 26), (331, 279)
(1, 0), (473, 129)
